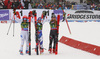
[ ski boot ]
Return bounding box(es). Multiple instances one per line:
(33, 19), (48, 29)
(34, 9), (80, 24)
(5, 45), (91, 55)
(26, 50), (29, 54)
(40, 48), (44, 54)
(48, 48), (52, 54)
(53, 48), (55, 53)
(35, 48), (37, 52)
(19, 50), (23, 55)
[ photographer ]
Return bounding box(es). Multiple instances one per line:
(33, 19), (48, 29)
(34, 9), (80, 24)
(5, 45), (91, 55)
(23, 0), (30, 9)
(0, 0), (4, 9)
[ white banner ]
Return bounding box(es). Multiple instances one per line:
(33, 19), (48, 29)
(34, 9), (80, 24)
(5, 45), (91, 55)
(65, 10), (100, 22)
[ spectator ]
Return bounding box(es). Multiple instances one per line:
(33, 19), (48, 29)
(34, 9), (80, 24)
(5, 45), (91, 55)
(13, 0), (23, 9)
(0, 0), (100, 10)
(0, 0), (4, 9)
(11, 0), (15, 9)
(7, 0), (12, 9)
(23, 0), (30, 9)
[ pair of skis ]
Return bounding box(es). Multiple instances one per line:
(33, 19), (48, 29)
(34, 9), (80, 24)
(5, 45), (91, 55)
(28, 11), (40, 55)
(34, 13), (39, 55)
(55, 14), (71, 55)
(28, 11), (45, 55)
(34, 13), (43, 55)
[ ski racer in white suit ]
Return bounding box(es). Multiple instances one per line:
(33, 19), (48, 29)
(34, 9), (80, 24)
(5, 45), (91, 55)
(14, 12), (30, 55)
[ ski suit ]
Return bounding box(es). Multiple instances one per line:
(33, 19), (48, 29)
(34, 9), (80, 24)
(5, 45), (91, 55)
(15, 15), (29, 51)
(49, 19), (58, 49)
(35, 22), (43, 49)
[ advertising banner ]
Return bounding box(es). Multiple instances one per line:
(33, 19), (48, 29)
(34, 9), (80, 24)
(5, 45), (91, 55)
(65, 10), (100, 22)
(0, 10), (9, 21)
(54, 10), (63, 20)
(1, 9), (100, 23)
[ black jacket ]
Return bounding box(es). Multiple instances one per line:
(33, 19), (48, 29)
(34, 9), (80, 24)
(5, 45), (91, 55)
(23, 0), (30, 9)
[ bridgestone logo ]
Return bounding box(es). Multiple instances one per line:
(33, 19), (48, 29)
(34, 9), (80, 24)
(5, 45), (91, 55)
(67, 14), (100, 19)
(0, 13), (8, 18)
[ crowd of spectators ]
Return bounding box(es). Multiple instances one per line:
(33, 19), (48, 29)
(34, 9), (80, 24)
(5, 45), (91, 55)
(0, 0), (23, 9)
(90, 4), (100, 10)
(0, 0), (5, 9)
(87, 0), (100, 10)
(0, 0), (100, 10)
(0, 0), (75, 10)
(30, 1), (79, 10)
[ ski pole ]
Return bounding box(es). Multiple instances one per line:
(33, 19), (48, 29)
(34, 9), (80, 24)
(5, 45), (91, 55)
(66, 19), (71, 34)
(7, 15), (14, 35)
(7, 20), (13, 35)
(13, 15), (15, 37)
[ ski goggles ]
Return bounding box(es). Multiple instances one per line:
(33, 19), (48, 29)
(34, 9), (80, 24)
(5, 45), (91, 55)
(23, 18), (28, 20)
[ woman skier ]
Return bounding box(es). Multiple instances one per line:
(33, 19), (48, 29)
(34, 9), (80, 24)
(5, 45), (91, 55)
(48, 13), (58, 54)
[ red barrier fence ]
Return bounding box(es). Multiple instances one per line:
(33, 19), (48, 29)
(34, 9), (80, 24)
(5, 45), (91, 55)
(59, 36), (100, 55)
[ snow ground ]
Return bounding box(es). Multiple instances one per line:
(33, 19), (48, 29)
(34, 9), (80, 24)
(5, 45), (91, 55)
(0, 22), (100, 59)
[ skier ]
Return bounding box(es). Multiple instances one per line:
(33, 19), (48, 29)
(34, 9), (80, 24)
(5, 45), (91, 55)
(14, 13), (29, 55)
(35, 17), (45, 53)
(48, 13), (58, 54)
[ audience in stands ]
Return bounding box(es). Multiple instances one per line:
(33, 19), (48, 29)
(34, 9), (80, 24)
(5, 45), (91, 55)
(0, 0), (5, 9)
(23, 0), (30, 9)
(0, 0), (100, 10)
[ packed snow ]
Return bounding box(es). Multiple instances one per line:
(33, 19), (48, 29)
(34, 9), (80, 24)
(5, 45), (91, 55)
(0, 22), (100, 59)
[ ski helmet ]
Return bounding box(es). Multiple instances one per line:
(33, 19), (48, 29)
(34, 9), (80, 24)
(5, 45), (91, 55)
(23, 15), (28, 21)
(37, 17), (42, 21)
